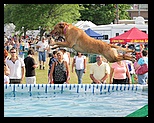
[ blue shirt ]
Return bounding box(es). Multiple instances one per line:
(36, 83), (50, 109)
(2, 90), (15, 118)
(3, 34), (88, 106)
(138, 57), (148, 65)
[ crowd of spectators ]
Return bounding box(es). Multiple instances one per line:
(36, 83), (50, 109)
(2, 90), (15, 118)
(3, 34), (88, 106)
(4, 33), (148, 85)
(4, 34), (39, 54)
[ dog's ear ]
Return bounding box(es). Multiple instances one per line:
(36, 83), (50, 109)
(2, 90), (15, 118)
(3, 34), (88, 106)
(59, 22), (65, 28)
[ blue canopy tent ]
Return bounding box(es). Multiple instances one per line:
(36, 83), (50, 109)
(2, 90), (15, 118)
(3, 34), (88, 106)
(85, 28), (103, 40)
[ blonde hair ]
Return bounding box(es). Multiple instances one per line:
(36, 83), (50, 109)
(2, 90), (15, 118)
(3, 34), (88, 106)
(56, 51), (63, 56)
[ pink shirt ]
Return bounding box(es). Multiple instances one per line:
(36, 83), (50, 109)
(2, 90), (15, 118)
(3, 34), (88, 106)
(111, 62), (127, 79)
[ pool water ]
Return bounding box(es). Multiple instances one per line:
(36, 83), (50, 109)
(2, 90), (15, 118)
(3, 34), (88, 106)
(4, 84), (148, 117)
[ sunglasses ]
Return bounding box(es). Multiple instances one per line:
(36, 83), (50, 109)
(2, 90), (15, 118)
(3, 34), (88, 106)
(11, 52), (16, 53)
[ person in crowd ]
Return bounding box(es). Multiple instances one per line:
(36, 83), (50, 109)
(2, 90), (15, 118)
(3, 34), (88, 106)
(125, 60), (135, 83)
(24, 40), (29, 51)
(60, 47), (70, 65)
(4, 64), (10, 84)
(4, 49), (10, 84)
(90, 55), (110, 84)
(36, 36), (49, 70)
(6, 47), (25, 84)
(49, 51), (70, 84)
(4, 41), (10, 52)
(24, 48), (38, 84)
(4, 49), (10, 76)
(144, 44), (148, 51)
(21, 40), (25, 51)
(134, 50), (148, 85)
(72, 52), (86, 84)
(110, 60), (131, 84)
(135, 44), (144, 61)
(48, 50), (57, 84)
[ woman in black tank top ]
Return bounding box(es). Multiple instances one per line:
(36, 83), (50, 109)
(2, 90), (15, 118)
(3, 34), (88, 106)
(49, 51), (70, 84)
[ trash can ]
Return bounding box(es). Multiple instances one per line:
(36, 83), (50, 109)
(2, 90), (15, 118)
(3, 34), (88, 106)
(89, 54), (97, 63)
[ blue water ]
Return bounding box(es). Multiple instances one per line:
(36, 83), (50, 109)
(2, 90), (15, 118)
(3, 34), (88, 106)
(4, 90), (148, 117)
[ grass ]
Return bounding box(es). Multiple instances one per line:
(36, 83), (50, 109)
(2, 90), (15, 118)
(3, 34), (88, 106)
(22, 52), (94, 84)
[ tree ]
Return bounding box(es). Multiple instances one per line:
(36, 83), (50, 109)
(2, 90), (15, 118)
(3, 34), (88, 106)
(79, 4), (131, 25)
(4, 4), (84, 38)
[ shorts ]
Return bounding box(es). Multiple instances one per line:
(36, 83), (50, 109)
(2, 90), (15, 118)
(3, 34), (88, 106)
(39, 51), (46, 62)
(54, 81), (65, 84)
(25, 76), (36, 84)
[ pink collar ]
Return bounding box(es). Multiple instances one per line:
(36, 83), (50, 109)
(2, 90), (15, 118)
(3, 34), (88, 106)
(63, 25), (68, 35)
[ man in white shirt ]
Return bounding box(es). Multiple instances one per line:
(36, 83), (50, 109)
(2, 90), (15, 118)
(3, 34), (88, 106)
(36, 36), (49, 70)
(6, 47), (25, 84)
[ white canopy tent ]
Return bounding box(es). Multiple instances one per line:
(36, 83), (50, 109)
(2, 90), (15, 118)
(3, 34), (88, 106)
(73, 20), (97, 31)
(4, 23), (16, 36)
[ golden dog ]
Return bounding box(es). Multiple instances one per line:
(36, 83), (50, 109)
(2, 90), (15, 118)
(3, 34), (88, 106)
(50, 22), (135, 63)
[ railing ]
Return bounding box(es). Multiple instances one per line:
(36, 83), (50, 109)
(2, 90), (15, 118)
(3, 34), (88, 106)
(4, 84), (148, 94)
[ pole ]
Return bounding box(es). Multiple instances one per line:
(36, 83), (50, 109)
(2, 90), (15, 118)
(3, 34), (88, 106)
(138, 4), (140, 16)
(116, 4), (119, 24)
(39, 26), (41, 41)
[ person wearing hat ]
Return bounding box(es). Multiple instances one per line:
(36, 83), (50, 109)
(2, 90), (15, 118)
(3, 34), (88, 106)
(59, 47), (70, 65)
(36, 36), (49, 70)
(90, 55), (110, 84)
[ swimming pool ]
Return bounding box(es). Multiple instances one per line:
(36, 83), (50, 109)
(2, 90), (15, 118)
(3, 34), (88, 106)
(4, 84), (148, 117)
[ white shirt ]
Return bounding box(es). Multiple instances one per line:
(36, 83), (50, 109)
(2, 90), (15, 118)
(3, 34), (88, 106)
(4, 75), (10, 84)
(24, 42), (29, 48)
(36, 41), (49, 52)
(74, 55), (86, 70)
(6, 57), (25, 79)
(125, 60), (135, 74)
(63, 52), (70, 64)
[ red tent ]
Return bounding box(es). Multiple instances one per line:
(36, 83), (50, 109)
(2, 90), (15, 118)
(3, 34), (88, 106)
(110, 27), (148, 44)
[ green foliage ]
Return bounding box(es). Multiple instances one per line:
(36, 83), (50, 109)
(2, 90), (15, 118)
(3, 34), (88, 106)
(4, 4), (14, 24)
(79, 4), (131, 25)
(4, 4), (83, 34)
(118, 4), (131, 20)
(4, 4), (131, 35)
